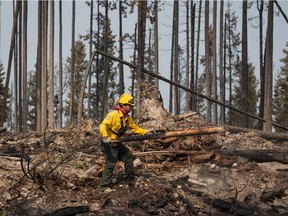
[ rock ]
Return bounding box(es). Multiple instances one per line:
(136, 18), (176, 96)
(133, 158), (142, 167)
(2, 191), (12, 201)
(85, 165), (99, 175)
(90, 202), (101, 212)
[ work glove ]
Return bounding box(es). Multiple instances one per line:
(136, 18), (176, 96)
(102, 137), (119, 147)
(147, 130), (156, 134)
(102, 137), (111, 144)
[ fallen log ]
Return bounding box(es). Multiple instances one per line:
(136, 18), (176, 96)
(44, 206), (89, 216)
(190, 153), (216, 163)
(133, 150), (199, 156)
(226, 125), (288, 141)
(260, 187), (288, 202)
(113, 127), (226, 143)
(223, 149), (288, 164)
(176, 188), (198, 215)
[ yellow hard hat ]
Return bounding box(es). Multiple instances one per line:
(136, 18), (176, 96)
(116, 93), (135, 106)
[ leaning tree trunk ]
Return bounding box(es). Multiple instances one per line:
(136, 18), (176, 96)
(0, 2), (20, 127)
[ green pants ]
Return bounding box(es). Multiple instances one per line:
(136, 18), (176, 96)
(99, 141), (135, 188)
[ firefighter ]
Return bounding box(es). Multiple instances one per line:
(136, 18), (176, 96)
(99, 93), (148, 193)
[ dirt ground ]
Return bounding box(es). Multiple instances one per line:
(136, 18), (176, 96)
(1, 93), (288, 215)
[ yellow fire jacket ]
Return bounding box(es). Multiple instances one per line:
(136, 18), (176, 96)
(100, 110), (147, 139)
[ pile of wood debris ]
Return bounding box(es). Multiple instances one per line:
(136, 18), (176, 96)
(1, 91), (288, 215)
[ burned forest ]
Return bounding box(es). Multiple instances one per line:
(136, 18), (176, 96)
(0, 91), (288, 216)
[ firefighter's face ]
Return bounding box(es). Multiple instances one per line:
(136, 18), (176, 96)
(122, 104), (133, 113)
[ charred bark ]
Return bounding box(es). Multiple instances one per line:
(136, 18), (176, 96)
(44, 206), (89, 216)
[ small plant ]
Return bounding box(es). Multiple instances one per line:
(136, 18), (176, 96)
(1, 208), (6, 216)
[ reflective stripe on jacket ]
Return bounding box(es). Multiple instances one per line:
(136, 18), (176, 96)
(100, 110), (147, 139)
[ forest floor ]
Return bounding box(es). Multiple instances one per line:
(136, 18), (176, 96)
(1, 91), (288, 216)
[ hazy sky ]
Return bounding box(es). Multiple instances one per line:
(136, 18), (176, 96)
(0, 0), (288, 109)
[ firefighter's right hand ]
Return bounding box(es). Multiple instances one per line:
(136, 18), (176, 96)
(102, 137), (111, 144)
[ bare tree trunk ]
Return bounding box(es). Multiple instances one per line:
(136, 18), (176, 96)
(95, 2), (100, 121)
(195, 0), (202, 112)
(219, 1), (224, 125)
(241, 0), (248, 128)
(227, 10), (232, 125)
(153, 0), (159, 89)
(18, 1), (22, 132)
(263, 1), (274, 132)
(185, 1), (190, 112)
(169, 4), (175, 114)
(136, 1), (147, 118)
(22, 0), (28, 132)
(36, 1), (42, 131)
(118, 0), (124, 95)
(69, 0), (75, 124)
(173, 0), (179, 115)
(100, 1), (109, 121)
(224, 15), (227, 124)
(148, 28), (152, 82)
(205, 0), (211, 123)
(48, 0), (54, 129)
(131, 23), (137, 118)
(87, 0), (93, 118)
(41, 1), (48, 131)
(59, 0), (63, 128)
(190, 2), (196, 112)
(212, 1), (217, 124)
(14, 2), (19, 132)
(257, 0), (264, 130)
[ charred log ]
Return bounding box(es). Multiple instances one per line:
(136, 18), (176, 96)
(44, 206), (89, 216)
(226, 125), (288, 141)
(223, 149), (288, 164)
(260, 187), (288, 202)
